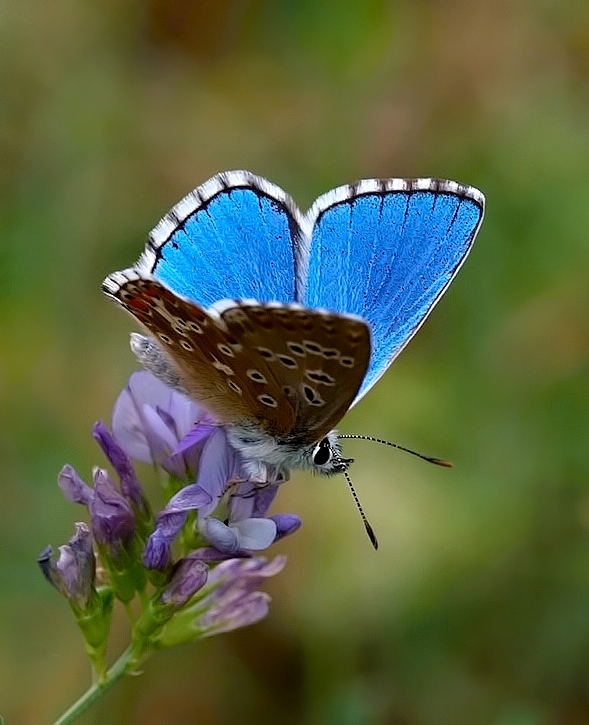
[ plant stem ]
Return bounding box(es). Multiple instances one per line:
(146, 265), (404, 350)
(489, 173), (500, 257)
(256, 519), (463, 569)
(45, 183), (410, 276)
(52, 645), (136, 725)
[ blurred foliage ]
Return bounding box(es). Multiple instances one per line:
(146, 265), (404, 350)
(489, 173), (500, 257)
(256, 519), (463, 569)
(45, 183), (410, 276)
(2, 1), (589, 723)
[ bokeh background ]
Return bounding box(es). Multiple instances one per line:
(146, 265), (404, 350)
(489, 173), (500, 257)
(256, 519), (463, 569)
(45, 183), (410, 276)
(2, 1), (589, 723)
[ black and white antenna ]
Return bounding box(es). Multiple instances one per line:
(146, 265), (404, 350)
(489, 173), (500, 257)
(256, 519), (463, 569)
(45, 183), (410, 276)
(343, 468), (379, 550)
(339, 435), (453, 549)
(339, 434), (453, 467)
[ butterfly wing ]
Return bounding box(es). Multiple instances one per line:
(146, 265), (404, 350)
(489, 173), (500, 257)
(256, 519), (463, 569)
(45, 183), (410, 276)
(137, 170), (307, 306)
(220, 301), (370, 444)
(301, 178), (485, 402)
(102, 272), (370, 443)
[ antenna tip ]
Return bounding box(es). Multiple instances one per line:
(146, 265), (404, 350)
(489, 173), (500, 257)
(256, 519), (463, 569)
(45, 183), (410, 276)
(430, 457), (454, 468)
(365, 520), (379, 550)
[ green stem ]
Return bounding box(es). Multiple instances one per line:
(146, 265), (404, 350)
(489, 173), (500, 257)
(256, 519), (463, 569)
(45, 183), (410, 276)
(52, 645), (139, 725)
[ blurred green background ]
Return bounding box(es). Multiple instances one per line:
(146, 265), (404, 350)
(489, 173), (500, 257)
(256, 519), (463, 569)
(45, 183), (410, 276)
(2, 1), (589, 723)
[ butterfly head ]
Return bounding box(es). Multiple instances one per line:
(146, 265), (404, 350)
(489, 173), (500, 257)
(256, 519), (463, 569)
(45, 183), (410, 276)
(309, 434), (353, 475)
(227, 424), (353, 481)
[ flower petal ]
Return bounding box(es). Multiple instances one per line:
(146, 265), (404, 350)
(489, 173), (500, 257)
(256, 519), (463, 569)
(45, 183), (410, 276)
(162, 423), (218, 479)
(92, 421), (148, 514)
(58, 465), (93, 505)
(91, 468), (135, 550)
(227, 482), (279, 522)
(164, 484), (212, 515)
(200, 591), (271, 636)
(143, 526), (174, 570)
(161, 558), (208, 608)
(112, 371), (204, 465)
(203, 518), (239, 554)
(233, 518), (277, 551)
(196, 556), (287, 636)
(195, 430), (242, 517)
(270, 514), (302, 540)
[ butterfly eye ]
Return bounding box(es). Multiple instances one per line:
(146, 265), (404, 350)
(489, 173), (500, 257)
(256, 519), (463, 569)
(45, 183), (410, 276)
(312, 438), (332, 466)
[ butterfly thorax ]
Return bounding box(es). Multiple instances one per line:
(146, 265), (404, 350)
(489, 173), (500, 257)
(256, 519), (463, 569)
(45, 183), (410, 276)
(226, 423), (352, 482)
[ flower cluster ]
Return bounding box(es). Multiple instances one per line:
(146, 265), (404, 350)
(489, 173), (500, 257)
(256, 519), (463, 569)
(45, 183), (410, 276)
(39, 371), (301, 683)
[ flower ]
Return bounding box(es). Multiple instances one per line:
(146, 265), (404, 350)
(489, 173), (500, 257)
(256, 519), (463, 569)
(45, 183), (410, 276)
(191, 555), (287, 637)
(38, 522), (95, 610)
(57, 455), (149, 602)
(112, 370), (216, 479)
(39, 522), (115, 679)
(58, 464), (136, 559)
(113, 371), (302, 572)
(152, 555), (287, 648)
(143, 429), (301, 568)
(92, 421), (150, 519)
(41, 369), (302, 685)
(160, 556), (209, 608)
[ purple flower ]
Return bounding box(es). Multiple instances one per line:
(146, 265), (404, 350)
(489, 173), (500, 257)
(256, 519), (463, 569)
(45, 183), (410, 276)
(197, 556), (286, 636)
(107, 371), (302, 569)
(38, 523), (95, 609)
(151, 555), (287, 649)
(45, 369), (302, 660)
(39, 523), (116, 677)
(142, 427), (302, 567)
(92, 421), (149, 518)
(143, 430), (298, 566)
(143, 427), (241, 569)
(59, 464), (135, 558)
(202, 480), (301, 554)
(160, 556), (209, 608)
(112, 371), (217, 479)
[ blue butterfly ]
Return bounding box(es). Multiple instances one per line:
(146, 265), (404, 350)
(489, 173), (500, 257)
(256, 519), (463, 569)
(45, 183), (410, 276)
(103, 170), (484, 484)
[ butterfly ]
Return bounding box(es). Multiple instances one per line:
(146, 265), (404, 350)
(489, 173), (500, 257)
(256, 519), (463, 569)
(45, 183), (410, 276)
(103, 170), (485, 484)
